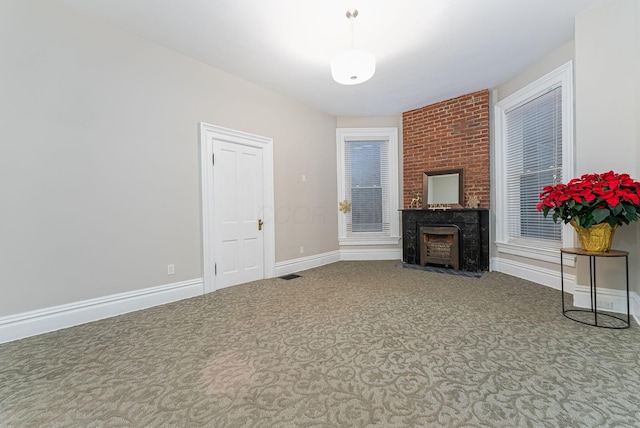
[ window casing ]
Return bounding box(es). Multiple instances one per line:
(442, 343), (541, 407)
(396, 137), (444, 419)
(337, 128), (399, 245)
(494, 62), (575, 263)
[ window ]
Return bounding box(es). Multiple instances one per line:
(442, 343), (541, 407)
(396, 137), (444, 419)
(506, 86), (563, 241)
(495, 62), (574, 263)
(348, 141), (385, 232)
(337, 128), (399, 245)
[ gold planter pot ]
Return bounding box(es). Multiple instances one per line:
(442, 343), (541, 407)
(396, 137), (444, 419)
(570, 220), (618, 252)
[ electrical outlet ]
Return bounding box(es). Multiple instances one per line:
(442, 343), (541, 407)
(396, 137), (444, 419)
(597, 300), (613, 310)
(299, 246), (304, 254)
(168, 264), (175, 275)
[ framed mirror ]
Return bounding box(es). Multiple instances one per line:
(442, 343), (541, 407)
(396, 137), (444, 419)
(422, 168), (464, 208)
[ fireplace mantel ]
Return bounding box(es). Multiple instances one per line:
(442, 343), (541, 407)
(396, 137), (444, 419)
(401, 209), (489, 272)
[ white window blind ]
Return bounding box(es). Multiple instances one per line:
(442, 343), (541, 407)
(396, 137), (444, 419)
(344, 139), (390, 237)
(505, 85), (563, 243)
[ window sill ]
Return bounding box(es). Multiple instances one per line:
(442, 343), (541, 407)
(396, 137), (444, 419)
(339, 236), (400, 246)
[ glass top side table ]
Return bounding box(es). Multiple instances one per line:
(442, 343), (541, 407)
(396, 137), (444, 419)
(560, 247), (630, 329)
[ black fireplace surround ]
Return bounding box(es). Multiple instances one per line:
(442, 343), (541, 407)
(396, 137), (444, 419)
(401, 209), (489, 272)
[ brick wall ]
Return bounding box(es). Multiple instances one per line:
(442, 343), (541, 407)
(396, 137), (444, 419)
(402, 89), (490, 209)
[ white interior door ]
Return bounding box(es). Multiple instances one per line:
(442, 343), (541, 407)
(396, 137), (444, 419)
(214, 141), (264, 288)
(200, 123), (275, 293)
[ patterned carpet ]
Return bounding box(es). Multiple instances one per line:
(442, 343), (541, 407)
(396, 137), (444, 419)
(1, 261), (639, 427)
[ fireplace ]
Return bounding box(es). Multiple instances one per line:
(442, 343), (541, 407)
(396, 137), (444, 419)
(420, 226), (459, 270)
(401, 209), (489, 272)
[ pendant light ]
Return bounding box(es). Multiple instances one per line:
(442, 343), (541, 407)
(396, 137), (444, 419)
(331, 9), (376, 85)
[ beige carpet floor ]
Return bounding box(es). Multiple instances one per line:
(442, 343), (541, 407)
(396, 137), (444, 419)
(1, 261), (639, 427)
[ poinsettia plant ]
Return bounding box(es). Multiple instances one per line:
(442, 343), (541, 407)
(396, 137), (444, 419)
(537, 171), (640, 229)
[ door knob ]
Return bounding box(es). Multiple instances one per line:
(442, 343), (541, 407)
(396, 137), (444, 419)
(258, 219), (264, 231)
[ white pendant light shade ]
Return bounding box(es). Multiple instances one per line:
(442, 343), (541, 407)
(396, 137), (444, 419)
(331, 9), (375, 85)
(331, 49), (376, 85)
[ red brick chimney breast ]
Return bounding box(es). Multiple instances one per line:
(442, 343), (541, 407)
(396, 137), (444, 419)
(402, 89), (490, 209)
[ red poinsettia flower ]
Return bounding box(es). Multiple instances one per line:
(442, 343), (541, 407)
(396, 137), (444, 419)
(579, 189), (596, 202)
(622, 190), (640, 205)
(537, 171), (640, 229)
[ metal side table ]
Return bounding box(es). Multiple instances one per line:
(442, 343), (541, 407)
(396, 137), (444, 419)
(560, 247), (630, 329)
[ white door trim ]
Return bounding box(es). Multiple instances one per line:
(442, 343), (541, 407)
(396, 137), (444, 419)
(199, 123), (275, 293)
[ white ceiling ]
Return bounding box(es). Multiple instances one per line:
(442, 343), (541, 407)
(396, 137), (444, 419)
(53, 0), (607, 117)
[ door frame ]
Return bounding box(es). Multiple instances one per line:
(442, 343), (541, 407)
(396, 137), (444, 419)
(199, 122), (276, 294)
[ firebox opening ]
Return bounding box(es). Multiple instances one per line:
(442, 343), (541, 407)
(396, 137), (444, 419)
(419, 226), (460, 270)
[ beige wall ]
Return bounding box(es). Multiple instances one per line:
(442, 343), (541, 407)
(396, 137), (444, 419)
(492, 0), (640, 296)
(575, 0), (640, 293)
(495, 41), (575, 102)
(637, 0), (640, 299)
(4, 0), (636, 320)
(0, 0), (338, 316)
(336, 117), (401, 129)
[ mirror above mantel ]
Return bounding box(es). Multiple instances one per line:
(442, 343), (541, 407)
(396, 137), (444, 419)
(422, 168), (464, 208)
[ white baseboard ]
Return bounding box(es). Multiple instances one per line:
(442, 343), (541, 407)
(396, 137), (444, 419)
(633, 292), (640, 326)
(340, 248), (402, 261)
(274, 248), (402, 276)
(275, 251), (341, 277)
(5, 257), (636, 345)
(573, 285), (640, 318)
(491, 256), (576, 293)
(492, 256), (640, 324)
(0, 278), (203, 344)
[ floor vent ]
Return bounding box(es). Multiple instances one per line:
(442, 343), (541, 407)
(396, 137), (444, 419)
(279, 274), (301, 280)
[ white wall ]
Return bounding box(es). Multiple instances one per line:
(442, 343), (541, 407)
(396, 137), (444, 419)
(575, 0), (640, 295)
(492, 0), (640, 311)
(491, 42), (577, 284)
(0, 0), (338, 317)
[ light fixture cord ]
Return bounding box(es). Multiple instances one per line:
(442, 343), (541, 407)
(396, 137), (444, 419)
(346, 9), (358, 49)
(350, 16), (355, 49)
